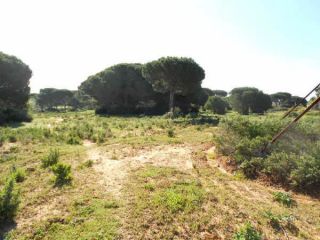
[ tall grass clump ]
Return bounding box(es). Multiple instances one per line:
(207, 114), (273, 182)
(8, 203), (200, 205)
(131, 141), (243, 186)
(215, 114), (320, 191)
(51, 162), (72, 187)
(233, 222), (262, 240)
(41, 149), (60, 168)
(0, 177), (20, 225)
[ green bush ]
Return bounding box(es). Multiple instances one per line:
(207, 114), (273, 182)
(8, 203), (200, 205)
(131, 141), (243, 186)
(273, 191), (295, 207)
(204, 96), (228, 114)
(0, 177), (20, 225)
(167, 128), (175, 138)
(233, 222), (262, 240)
(42, 149), (60, 168)
(290, 153), (320, 190)
(215, 115), (320, 191)
(10, 166), (26, 183)
(51, 162), (72, 187)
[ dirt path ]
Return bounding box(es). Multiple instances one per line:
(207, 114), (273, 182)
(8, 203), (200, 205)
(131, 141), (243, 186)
(83, 141), (194, 198)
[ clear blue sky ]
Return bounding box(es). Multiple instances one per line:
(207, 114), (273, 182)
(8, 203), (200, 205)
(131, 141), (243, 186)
(1, 0), (319, 96)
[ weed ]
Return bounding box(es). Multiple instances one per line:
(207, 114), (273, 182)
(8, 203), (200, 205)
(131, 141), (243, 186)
(10, 166), (26, 183)
(0, 177), (20, 225)
(233, 222), (262, 240)
(167, 128), (175, 138)
(153, 181), (204, 213)
(273, 191), (295, 207)
(42, 149), (60, 168)
(104, 201), (119, 209)
(144, 183), (155, 191)
(51, 162), (72, 187)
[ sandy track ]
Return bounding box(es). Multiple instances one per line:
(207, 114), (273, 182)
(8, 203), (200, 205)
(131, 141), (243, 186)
(84, 142), (194, 198)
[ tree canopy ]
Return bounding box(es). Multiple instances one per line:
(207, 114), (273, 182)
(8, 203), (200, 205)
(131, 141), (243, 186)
(0, 52), (32, 123)
(142, 57), (205, 112)
(204, 96), (228, 114)
(230, 87), (272, 114)
(80, 63), (156, 114)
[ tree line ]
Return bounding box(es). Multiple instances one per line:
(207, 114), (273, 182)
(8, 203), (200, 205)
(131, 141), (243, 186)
(0, 51), (316, 124)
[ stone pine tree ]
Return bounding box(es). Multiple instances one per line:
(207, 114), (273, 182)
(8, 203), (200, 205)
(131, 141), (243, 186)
(0, 52), (32, 123)
(142, 57), (205, 112)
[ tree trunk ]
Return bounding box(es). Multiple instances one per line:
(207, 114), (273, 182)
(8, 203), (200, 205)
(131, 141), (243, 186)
(169, 91), (175, 113)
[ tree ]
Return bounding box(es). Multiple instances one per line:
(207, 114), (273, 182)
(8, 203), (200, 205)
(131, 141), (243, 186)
(290, 96), (307, 107)
(230, 87), (272, 114)
(142, 57), (205, 112)
(270, 92), (292, 107)
(211, 90), (228, 97)
(36, 88), (74, 111)
(204, 96), (228, 114)
(0, 52), (32, 123)
(80, 63), (155, 114)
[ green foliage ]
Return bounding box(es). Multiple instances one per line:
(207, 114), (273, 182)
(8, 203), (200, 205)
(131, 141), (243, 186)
(80, 63), (156, 114)
(153, 181), (204, 213)
(0, 52), (32, 124)
(0, 177), (20, 225)
(10, 166), (26, 183)
(167, 128), (175, 138)
(41, 149), (60, 168)
(230, 87), (272, 115)
(273, 191), (295, 207)
(51, 162), (72, 187)
(264, 210), (296, 231)
(233, 222), (262, 240)
(215, 114), (320, 190)
(143, 56), (205, 112)
(204, 96), (228, 114)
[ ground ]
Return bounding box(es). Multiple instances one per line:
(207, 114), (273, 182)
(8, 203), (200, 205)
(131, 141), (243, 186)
(0, 111), (319, 239)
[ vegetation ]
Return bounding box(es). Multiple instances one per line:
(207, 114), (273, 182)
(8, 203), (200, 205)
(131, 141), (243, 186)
(0, 52), (32, 124)
(1, 52), (319, 239)
(215, 114), (320, 191)
(204, 95), (229, 114)
(233, 222), (262, 240)
(0, 111), (319, 239)
(51, 162), (72, 187)
(230, 87), (272, 114)
(142, 57), (205, 112)
(0, 177), (20, 225)
(273, 191), (295, 207)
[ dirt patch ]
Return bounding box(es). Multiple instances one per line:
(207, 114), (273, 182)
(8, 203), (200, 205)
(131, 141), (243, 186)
(84, 144), (194, 198)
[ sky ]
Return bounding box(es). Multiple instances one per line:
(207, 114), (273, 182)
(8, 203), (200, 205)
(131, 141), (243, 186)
(1, 0), (320, 96)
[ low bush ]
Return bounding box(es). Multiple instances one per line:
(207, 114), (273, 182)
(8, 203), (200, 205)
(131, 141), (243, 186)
(42, 149), (60, 168)
(51, 162), (72, 187)
(233, 222), (262, 240)
(152, 181), (204, 213)
(0, 177), (20, 225)
(272, 191), (295, 207)
(10, 166), (26, 183)
(215, 114), (320, 191)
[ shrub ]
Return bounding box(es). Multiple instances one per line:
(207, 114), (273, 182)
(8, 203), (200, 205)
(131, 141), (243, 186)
(204, 96), (228, 114)
(273, 191), (295, 207)
(167, 128), (175, 138)
(51, 162), (72, 187)
(0, 177), (20, 225)
(290, 153), (320, 190)
(233, 222), (262, 240)
(215, 115), (320, 191)
(153, 181), (204, 213)
(66, 136), (81, 145)
(264, 210), (296, 232)
(8, 135), (17, 143)
(42, 149), (60, 168)
(10, 166), (26, 183)
(263, 152), (298, 184)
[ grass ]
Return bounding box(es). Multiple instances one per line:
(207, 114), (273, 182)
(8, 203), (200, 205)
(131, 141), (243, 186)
(0, 110), (319, 239)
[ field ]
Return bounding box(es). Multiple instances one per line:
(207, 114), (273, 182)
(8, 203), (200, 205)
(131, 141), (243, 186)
(0, 111), (320, 239)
